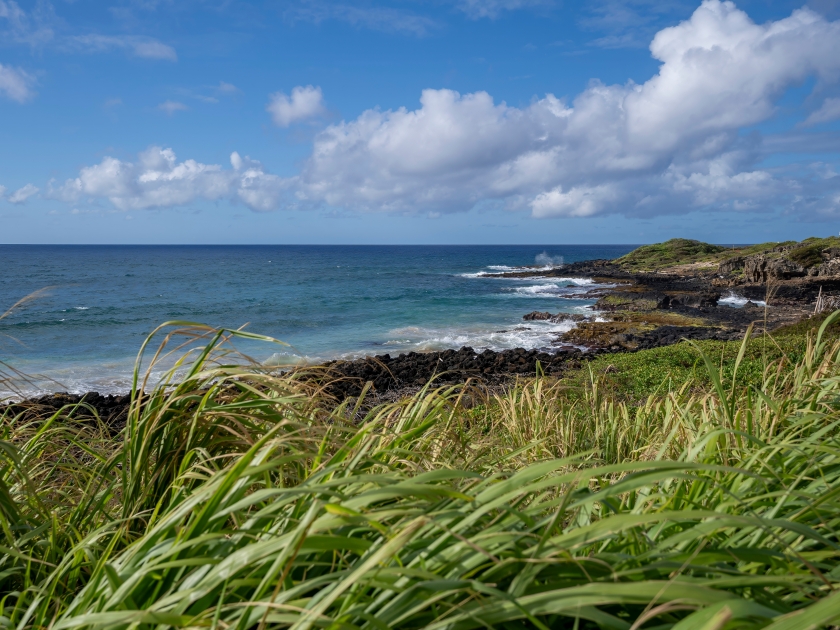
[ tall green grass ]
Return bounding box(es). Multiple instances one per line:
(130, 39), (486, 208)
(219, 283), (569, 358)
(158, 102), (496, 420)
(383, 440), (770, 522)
(3, 316), (840, 629)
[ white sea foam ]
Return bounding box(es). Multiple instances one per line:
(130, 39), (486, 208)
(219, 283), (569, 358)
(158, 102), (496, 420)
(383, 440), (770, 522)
(381, 319), (577, 353)
(719, 293), (767, 308)
(1, 317), (587, 400)
(513, 284), (564, 296)
(2, 364), (141, 400)
(1, 355), (200, 400)
(74, 306), (90, 310)
(508, 278), (599, 298)
(543, 277), (595, 286)
(263, 352), (315, 367)
(458, 270), (598, 290)
(458, 261), (575, 278)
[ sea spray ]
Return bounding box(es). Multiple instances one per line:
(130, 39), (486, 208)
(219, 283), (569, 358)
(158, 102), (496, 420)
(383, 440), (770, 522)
(535, 252), (564, 267)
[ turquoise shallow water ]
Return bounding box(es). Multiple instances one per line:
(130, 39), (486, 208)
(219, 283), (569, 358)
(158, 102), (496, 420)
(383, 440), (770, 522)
(0, 245), (636, 396)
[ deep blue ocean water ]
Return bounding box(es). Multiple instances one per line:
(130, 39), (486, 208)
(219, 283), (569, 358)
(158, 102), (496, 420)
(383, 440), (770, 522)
(0, 245), (636, 396)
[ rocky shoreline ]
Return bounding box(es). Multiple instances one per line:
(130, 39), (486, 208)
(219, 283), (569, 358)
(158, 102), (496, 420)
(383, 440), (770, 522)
(518, 269), (814, 353)
(317, 237), (838, 399)
(6, 237), (839, 423)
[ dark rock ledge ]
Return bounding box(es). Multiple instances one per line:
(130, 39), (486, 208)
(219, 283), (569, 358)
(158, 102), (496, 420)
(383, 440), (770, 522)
(1, 347), (585, 425)
(316, 346), (585, 402)
(2, 392), (132, 434)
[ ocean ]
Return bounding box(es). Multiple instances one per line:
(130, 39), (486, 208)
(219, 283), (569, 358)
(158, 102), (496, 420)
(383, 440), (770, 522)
(0, 245), (636, 397)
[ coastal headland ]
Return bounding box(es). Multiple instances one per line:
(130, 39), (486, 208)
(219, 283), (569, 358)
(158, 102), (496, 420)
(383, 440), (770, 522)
(306, 237), (839, 400)
(7, 236), (840, 420)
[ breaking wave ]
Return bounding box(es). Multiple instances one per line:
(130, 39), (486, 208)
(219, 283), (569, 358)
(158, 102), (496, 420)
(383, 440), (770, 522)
(381, 319), (578, 353)
(719, 293), (767, 308)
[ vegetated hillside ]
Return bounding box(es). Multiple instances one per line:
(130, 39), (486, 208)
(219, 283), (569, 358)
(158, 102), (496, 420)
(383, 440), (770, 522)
(616, 235), (840, 279)
(787, 235), (840, 266)
(4, 319), (840, 629)
(615, 238), (728, 271)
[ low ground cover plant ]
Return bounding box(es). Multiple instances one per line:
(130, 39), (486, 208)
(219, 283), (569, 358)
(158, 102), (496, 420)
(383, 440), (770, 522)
(2, 316), (840, 628)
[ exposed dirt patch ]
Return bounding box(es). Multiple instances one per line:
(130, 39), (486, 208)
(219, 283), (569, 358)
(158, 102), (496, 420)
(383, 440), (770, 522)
(660, 261), (719, 274)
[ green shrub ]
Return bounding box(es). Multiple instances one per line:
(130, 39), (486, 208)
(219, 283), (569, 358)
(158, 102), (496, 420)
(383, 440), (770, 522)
(787, 236), (840, 268)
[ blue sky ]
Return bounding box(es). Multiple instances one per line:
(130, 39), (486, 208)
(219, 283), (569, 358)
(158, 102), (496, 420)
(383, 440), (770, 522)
(1, 0), (840, 244)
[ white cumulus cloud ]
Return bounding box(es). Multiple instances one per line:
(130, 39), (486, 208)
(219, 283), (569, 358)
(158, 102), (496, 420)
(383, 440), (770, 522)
(292, 0), (840, 218)
(531, 184), (619, 218)
(267, 85), (326, 127)
(0, 62), (35, 102)
(35, 1), (840, 221)
(8, 183), (38, 204)
(50, 147), (293, 213)
(230, 151), (293, 211)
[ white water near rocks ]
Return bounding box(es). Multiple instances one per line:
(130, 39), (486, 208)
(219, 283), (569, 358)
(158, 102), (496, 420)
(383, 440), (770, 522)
(719, 293), (767, 308)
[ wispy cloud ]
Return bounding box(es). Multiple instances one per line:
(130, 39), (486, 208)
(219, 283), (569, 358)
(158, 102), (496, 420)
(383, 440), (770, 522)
(457, 0), (554, 20)
(173, 81), (242, 106)
(69, 34), (177, 60)
(580, 0), (693, 49)
(284, 2), (438, 36)
(2, 0), (178, 63)
(0, 62), (35, 102)
(0, 0), (55, 46)
(803, 97), (840, 127)
(217, 81), (238, 94)
(158, 100), (188, 115)
(8, 183), (38, 204)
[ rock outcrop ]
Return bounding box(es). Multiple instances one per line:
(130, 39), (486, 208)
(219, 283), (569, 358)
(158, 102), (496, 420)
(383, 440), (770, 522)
(523, 311), (553, 320)
(319, 346), (583, 400)
(716, 240), (840, 284)
(718, 257), (744, 275)
(742, 255), (807, 283)
(523, 311), (585, 323)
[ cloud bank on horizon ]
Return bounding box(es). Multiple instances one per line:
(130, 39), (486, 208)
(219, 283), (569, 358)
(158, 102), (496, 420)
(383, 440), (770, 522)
(3, 0), (840, 227)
